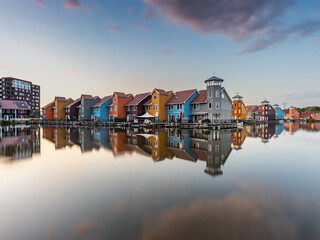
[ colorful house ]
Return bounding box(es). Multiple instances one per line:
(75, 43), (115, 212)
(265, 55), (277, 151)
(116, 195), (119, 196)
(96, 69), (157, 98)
(166, 89), (198, 123)
(91, 96), (112, 122)
(273, 104), (284, 120)
(0, 100), (31, 121)
(190, 75), (232, 123)
(78, 95), (100, 121)
(246, 105), (258, 120)
(231, 126), (247, 150)
(108, 92), (133, 121)
(42, 101), (55, 121)
(284, 107), (300, 120)
(125, 92), (151, 121)
(254, 100), (275, 121)
(65, 98), (81, 121)
(232, 94), (246, 120)
(54, 97), (73, 121)
(143, 89), (174, 122)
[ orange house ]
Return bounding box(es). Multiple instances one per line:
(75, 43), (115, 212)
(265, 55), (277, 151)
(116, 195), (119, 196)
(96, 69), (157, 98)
(108, 92), (133, 121)
(284, 107), (300, 120)
(144, 88), (174, 122)
(232, 126), (247, 150)
(42, 101), (55, 121)
(232, 94), (246, 120)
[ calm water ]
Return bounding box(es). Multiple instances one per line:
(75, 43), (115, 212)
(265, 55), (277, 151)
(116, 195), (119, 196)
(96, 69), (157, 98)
(0, 123), (320, 240)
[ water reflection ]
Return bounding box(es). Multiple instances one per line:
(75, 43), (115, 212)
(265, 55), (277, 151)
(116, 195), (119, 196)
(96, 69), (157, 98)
(0, 126), (40, 161)
(0, 123), (320, 240)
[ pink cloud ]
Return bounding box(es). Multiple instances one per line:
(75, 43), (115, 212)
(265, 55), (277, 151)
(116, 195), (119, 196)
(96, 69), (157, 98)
(109, 27), (119, 33)
(64, 0), (82, 9)
(32, 0), (45, 7)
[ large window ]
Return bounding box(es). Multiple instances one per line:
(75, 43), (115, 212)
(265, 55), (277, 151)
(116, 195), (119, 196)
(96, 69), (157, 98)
(153, 104), (158, 110)
(168, 105), (173, 110)
(215, 90), (220, 98)
(177, 104), (182, 110)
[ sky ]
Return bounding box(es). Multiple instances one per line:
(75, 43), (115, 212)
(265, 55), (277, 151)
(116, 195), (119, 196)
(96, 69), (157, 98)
(0, 0), (319, 108)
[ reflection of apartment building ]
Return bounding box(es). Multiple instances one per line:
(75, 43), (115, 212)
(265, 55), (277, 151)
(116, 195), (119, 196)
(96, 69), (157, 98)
(0, 127), (40, 160)
(190, 129), (232, 176)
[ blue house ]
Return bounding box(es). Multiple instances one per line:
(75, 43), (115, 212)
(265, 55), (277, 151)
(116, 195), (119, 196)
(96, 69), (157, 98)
(166, 89), (198, 122)
(91, 96), (112, 122)
(273, 104), (284, 120)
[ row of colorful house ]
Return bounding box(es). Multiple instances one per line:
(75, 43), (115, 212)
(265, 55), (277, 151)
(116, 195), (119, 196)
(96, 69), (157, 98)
(42, 75), (236, 123)
(41, 74), (311, 123)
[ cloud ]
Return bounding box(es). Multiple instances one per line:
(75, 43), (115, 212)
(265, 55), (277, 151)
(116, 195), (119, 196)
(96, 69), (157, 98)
(162, 50), (175, 56)
(74, 222), (94, 234)
(105, 21), (119, 33)
(32, 0), (45, 6)
(144, 0), (293, 39)
(144, 0), (320, 53)
(64, 0), (82, 9)
(0, 65), (10, 69)
(239, 19), (320, 54)
(140, 185), (320, 240)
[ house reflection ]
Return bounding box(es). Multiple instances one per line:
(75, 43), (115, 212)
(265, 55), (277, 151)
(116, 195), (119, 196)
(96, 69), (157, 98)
(274, 123), (284, 137)
(0, 126), (40, 161)
(190, 129), (232, 177)
(284, 122), (300, 135)
(231, 126), (247, 150)
(246, 123), (276, 143)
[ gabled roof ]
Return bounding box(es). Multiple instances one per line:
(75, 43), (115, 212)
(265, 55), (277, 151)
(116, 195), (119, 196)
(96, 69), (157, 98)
(0, 100), (31, 110)
(92, 96), (112, 108)
(191, 90), (207, 103)
(125, 92), (150, 106)
(114, 92), (133, 98)
(42, 101), (54, 109)
(143, 98), (152, 106)
(166, 89), (197, 105)
(65, 98), (81, 108)
(232, 94), (243, 99)
(246, 105), (258, 113)
(153, 88), (173, 95)
(81, 94), (94, 99)
(54, 96), (66, 101)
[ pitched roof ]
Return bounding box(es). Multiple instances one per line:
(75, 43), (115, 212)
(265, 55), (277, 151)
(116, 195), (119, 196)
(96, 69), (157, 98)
(143, 98), (152, 105)
(153, 88), (173, 95)
(0, 100), (31, 110)
(42, 101), (54, 109)
(65, 98), (81, 108)
(246, 105), (258, 113)
(81, 94), (94, 99)
(166, 89), (197, 104)
(91, 96), (112, 107)
(114, 92), (132, 98)
(232, 94), (243, 99)
(191, 90), (207, 103)
(125, 92), (150, 106)
(261, 99), (270, 104)
(54, 96), (66, 101)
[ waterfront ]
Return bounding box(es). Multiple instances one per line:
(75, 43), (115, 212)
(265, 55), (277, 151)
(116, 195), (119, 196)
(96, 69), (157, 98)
(0, 123), (320, 240)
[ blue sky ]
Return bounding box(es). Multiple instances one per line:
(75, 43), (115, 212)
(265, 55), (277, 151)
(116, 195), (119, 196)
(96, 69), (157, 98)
(0, 0), (319, 107)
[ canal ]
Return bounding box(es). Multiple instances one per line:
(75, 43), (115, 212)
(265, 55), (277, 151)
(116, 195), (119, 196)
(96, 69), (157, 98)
(0, 122), (319, 240)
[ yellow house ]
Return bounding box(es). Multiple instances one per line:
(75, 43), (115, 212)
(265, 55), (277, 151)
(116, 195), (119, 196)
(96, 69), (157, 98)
(232, 94), (247, 120)
(144, 89), (174, 122)
(53, 97), (73, 121)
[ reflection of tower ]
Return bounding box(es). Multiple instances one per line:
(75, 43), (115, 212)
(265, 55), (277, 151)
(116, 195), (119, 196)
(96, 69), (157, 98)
(190, 129), (232, 178)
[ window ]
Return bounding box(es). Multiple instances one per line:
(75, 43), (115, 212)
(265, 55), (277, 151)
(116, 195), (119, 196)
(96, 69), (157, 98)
(193, 104), (196, 110)
(215, 102), (220, 109)
(114, 106), (116, 111)
(153, 104), (158, 110)
(154, 95), (157, 100)
(238, 109), (241, 113)
(208, 90), (212, 98)
(114, 98), (116, 102)
(177, 104), (182, 110)
(215, 90), (220, 98)
(168, 105), (173, 110)
(209, 103), (212, 109)
(238, 103), (241, 107)
(222, 93), (225, 99)
(234, 110), (237, 114)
